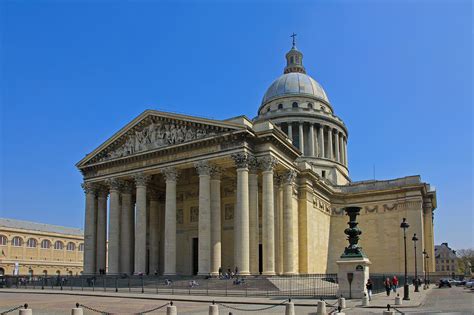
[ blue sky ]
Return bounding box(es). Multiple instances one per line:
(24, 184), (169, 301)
(0, 0), (472, 249)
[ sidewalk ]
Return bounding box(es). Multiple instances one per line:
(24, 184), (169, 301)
(346, 285), (432, 309)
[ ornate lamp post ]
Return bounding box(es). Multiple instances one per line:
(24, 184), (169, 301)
(426, 254), (430, 287)
(422, 249), (427, 289)
(400, 218), (410, 300)
(412, 234), (419, 292)
(341, 207), (366, 258)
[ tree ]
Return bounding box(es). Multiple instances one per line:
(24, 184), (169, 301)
(456, 248), (474, 275)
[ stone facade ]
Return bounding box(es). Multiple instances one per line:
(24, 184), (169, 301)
(76, 43), (437, 276)
(0, 218), (84, 276)
(434, 243), (457, 275)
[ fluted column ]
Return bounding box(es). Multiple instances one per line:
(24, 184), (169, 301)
(82, 182), (98, 275)
(195, 161), (212, 275)
(162, 167), (178, 275)
(96, 186), (108, 273)
(274, 175), (283, 275)
(308, 124), (315, 157)
(319, 125), (325, 158)
(339, 134), (345, 165)
(148, 188), (161, 275)
(282, 170), (297, 275)
(298, 122), (305, 154)
(328, 128), (334, 160)
(231, 153), (251, 275)
(260, 156), (278, 275)
(334, 130), (340, 162)
(287, 123), (293, 143)
(106, 178), (122, 274)
(133, 173), (151, 274)
(314, 126), (319, 157)
(120, 182), (134, 274)
(248, 158), (259, 275)
(210, 166), (222, 276)
(344, 138), (348, 166)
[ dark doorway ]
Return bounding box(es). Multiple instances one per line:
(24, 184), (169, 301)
(258, 244), (263, 274)
(192, 238), (199, 275)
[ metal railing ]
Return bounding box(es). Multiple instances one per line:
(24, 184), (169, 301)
(0, 274), (338, 298)
(369, 274), (417, 294)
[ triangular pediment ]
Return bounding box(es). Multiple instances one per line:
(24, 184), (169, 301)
(77, 110), (246, 167)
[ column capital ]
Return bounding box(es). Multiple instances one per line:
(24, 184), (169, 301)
(133, 173), (152, 187)
(282, 169), (297, 185)
(161, 167), (178, 182)
(231, 152), (252, 169)
(210, 165), (222, 180)
(121, 181), (134, 194)
(195, 161), (212, 176)
(81, 182), (98, 194)
(273, 173), (283, 186)
(248, 156), (260, 173)
(97, 185), (109, 198)
(148, 187), (164, 201)
(259, 156), (278, 172)
(105, 178), (124, 192)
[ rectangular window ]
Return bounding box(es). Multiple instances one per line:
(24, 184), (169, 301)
(441, 266), (444, 271)
(447, 265), (450, 270)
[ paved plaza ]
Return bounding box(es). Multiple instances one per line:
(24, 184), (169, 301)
(0, 286), (472, 314)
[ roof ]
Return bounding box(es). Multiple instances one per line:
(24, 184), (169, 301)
(0, 218), (83, 237)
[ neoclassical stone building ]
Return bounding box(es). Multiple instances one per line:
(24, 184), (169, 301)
(77, 43), (437, 276)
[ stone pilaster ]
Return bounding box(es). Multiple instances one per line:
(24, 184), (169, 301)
(148, 187), (161, 275)
(133, 173), (151, 274)
(282, 170), (297, 275)
(162, 167), (178, 275)
(195, 161), (212, 275)
(260, 156), (278, 275)
(231, 152), (251, 275)
(120, 181), (134, 274)
(105, 178), (123, 274)
(248, 156), (259, 275)
(210, 166), (222, 276)
(96, 186), (109, 273)
(82, 182), (98, 275)
(298, 122), (305, 154)
(274, 174), (283, 275)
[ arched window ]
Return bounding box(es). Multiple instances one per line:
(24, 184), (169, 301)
(308, 103), (313, 109)
(267, 107), (271, 113)
(11, 236), (23, 247)
(41, 239), (51, 249)
(43, 270), (48, 276)
(66, 242), (75, 251)
(278, 104), (283, 110)
(78, 243), (84, 252)
(54, 241), (64, 250)
(56, 270), (61, 275)
(0, 235), (7, 246)
(26, 238), (37, 248)
(292, 102), (298, 108)
(321, 105), (326, 112)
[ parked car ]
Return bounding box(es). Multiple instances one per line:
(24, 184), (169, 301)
(465, 280), (474, 288)
(438, 279), (452, 288)
(448, 279), (461, 285)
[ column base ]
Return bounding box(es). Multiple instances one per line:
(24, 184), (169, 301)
(284, 272), (296, 276)
(262, 271), (276, 276)
(238, 271), (251, 276)
(163, 272), (176, 276)
(210, 272), (219, 276)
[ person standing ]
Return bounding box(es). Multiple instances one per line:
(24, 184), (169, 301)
(366, 279), (373, 301)
(384, 277), (392, 296)
(392, 275), (399, 293)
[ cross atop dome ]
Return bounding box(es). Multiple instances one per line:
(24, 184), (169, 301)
(284, 34), (306, 74)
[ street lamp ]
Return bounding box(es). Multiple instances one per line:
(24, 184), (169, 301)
(422, 249), (427, 289)
(412, 233), (419, 292)
(400, 217), (410, 300)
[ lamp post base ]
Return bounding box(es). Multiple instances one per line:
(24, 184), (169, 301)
(403, 284), (410, 300)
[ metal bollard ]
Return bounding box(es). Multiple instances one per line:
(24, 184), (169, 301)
(334, 306), (345, 315)
(19, 304), (32, 315)
(209, 301), (218, 315)
(395, 294), (402, 305)
(71, 303), (83, 315)
(362, 293), (370, 306)
(316, 300), (326, 315)
(338, 297), (346, 309)
(285, 299), (295, 315)
(166, 301), (177, 315)
(383, 304), (395, 315)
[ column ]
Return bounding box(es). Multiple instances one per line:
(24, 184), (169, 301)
(334, 130), (340, 162)
(148, 188), (160, 275)
(274, 175), (283, 275)
(339, 134), (345, 166)
(298, 122), (305, 154)
(210, 166), (222, 276)
(344, 138), (348, 166)
(287, 123), (293, 143)
(282, 170), (297, 275)
(133, 173), (151, 274)
(81, 182), (97, 275)
(314, 126), (319, 157)
(120, 182), (134, 275)
(195, 161), (212, 275)
(106, 178), (122, 275)
(308, 124), (315, 157)
(162, 167), (178, 275)
(260, 156), (278, 275)
(318, 125), (325, 158)
(248, 158), (259, 275)
(231, 153), (250, 275)
(96, 186), (108, 274)
(328, 127), (334, 160)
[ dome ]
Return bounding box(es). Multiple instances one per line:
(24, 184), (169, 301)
(261, 72), (329, 105)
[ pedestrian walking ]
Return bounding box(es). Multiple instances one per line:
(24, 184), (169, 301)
(392, 275), (399, 293)
(366, 279), (373, 301)
(384, 277), (391, 296)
